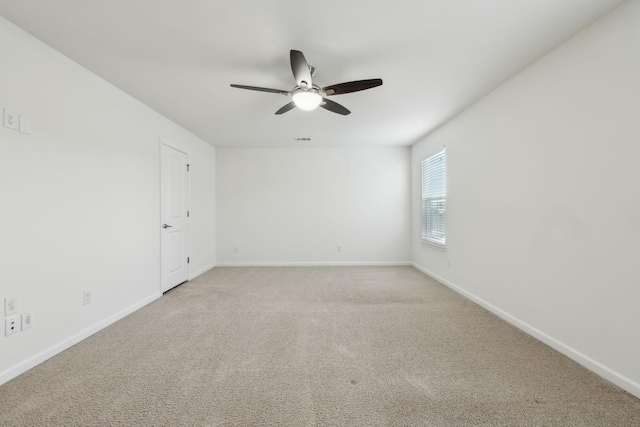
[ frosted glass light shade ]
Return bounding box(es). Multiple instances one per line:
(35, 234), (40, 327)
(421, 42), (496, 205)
(292, 91), (322, 110)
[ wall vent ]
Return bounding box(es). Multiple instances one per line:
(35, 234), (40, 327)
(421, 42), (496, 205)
(294, 137), (312, 142)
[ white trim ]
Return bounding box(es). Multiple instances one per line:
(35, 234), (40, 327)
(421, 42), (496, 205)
(411, 263), (640, 399)
(0, 292), (161, 387)
(189, 263), (216, 280)
(216, 261), (413, 267)
(421, 239), (447, 249)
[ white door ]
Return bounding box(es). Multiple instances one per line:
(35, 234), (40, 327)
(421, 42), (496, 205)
(161, 143), (189, 292)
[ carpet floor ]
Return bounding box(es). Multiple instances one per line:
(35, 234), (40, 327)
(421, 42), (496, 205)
(1, 266), (639, 426)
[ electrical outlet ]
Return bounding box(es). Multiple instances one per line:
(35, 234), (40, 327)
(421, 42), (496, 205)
(84, 290), (92, 305)
(3, 109), (18, 130)
(5, 315), (20, 336)
(21, 313), (32, 330)
(337, 245), (342, 252)
(5, 297), (18, 316)
(234, 246), (239, 253)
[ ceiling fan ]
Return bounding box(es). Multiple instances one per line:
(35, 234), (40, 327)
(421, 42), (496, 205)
(230, 50), (383, 116)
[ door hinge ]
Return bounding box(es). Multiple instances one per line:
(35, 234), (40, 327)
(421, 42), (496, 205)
(187, 257), (190, 264)
(187, 164), (190, 171)
(187, 210), (190, 217)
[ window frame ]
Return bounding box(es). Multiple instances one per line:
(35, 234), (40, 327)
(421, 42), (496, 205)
(421, 148), (447, 248)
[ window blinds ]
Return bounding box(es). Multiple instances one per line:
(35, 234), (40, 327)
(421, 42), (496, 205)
(421, 150), (446, 247)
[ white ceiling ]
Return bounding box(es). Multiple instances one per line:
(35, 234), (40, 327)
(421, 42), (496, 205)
(0, 0), (625, 147)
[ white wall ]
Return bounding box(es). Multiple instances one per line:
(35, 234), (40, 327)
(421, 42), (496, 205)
(0, 17), (216, 384)
(412, 0), (640, 397)
(217, 147), (411, 265)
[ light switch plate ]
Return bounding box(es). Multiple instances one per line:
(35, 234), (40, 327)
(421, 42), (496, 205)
(3, 109), (18, 130)
(22, 313), (32, 330)
(19, 115), (31, 134)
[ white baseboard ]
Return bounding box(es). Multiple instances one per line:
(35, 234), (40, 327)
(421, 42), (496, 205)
(0, 292), (162, 387)
(215, 261), (413, 267)
(411, 263), (640, 399)
(189, 263), (216, 280)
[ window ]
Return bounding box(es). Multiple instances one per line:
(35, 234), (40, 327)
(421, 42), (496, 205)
(421, 149), (446, 247)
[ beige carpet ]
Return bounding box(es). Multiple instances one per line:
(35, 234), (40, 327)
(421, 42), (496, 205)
(1, 266), (639, 426)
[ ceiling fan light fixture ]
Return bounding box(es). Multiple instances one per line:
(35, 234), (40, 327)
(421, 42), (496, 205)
(231, 50), (382, 116)
(292, 90), (322, 110)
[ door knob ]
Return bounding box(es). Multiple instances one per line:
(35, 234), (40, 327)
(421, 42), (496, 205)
(163, 224), (172, 229)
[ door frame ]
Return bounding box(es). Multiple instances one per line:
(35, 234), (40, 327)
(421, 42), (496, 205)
(159, 138), (190, 292)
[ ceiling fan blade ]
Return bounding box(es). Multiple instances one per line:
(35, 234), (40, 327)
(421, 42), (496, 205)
(323, 79), (383, 96)
(290, 50), (312, 88)
(230, 84), (289, 96)
(275, 102), (297, 115)
(320, 98), (351, 115)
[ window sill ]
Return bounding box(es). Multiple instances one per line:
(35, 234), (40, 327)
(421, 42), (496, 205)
(421, 239), (446, 250)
